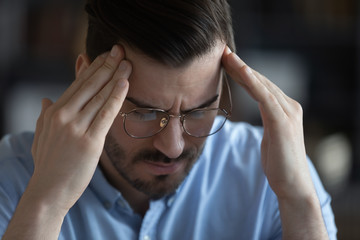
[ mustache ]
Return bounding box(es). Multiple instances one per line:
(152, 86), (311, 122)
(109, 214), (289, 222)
(133, 149), (197, 164)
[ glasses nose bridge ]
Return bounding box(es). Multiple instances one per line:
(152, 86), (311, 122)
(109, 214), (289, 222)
(162, 113), (185, 131)
(167, 113), (183, 119)
(167, 113), (186, 125)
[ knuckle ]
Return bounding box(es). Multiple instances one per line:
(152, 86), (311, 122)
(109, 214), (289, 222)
(97, 104), (118, 123)
(81, 133), (95, 146)
(102, 61), (114, 71)
(65, 121), (82, 136)
(31, 146), (36, 157)
(92, 54), (106, 66)
(98, 108), (113, 120)
(43, 105), (54, 120)
(291, 100), (303, 116)
(47, 109), (83, 138)
(92, 92), (107, 105)
(82, 78), (97, 90)
(266, 93), (278, 105)
(109, 94), (123, 103)
(52, 109), (67, 125)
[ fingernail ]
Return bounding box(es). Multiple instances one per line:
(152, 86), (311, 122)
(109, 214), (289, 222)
(118, 61), (128, 71)
(110, 45), (119, 57)
(225, 46), (232, 54)
(118, 79), (128, 88)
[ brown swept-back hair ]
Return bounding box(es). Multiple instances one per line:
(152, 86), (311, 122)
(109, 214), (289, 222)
(84, 0), (235, 66)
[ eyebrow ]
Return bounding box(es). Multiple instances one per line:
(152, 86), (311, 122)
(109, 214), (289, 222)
(125, 94), (219, 112)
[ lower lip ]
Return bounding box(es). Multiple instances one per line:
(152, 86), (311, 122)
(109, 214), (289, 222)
(143, 160), (183, 176)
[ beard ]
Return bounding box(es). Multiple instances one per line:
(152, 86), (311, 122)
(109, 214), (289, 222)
(103, 134), (204, 200)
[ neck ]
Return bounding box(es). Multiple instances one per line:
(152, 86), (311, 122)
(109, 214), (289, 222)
(99, 152), (150, 217)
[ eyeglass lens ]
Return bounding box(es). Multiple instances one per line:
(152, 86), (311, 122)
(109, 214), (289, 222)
(124, 109), (228, 138)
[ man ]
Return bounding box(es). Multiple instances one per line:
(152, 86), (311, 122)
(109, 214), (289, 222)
(1, 0), (336, 239)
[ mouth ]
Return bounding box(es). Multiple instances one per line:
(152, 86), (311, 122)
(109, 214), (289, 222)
(142, 160), (184, 176)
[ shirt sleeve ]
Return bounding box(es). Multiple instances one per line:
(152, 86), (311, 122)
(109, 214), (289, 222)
(0, 185), (17, 237)
(308, 159), (338, 239)
(0, 133), (34, 238)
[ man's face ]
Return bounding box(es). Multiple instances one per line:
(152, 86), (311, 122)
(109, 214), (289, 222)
(101, 41), (226, 199)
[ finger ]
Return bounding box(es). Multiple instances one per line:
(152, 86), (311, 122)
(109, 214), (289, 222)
(222, 51), (269, 103)
(222, 46), (247, 86)
(55, 51), (110, 108)
(222, 47), (263, 100)
(249, 68), (294, 114)
(248, 63), (303, 120)
(252, 69), (289, 103)
(79, 60), (132, 128)
(240, 65), (287, 119)
(223, 49), (293, 118)
(32, 98), (53, 158)
(63, 45), (125, 114)
(222, 46), (280, 101)
(87, 77), (129, 139)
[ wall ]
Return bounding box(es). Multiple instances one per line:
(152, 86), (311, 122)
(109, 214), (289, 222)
(0, 0), (359, 238)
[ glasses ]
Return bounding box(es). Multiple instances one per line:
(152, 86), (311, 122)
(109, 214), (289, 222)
(120, 78), (232, 139)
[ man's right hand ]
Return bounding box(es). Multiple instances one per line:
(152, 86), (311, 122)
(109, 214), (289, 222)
(3, 45), (131, 240)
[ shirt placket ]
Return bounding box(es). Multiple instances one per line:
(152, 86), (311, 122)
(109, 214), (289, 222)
(139, 200), (166, 240)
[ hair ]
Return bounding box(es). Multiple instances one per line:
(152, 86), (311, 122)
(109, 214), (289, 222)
(84, 0), (235, 66)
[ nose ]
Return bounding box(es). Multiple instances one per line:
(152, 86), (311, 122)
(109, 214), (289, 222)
(152, 117), (185, 159)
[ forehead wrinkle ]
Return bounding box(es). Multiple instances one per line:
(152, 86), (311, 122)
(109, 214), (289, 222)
(125, 41), (224, 112)
(125, 92), (220, 113)
(126, 65), (223, 112)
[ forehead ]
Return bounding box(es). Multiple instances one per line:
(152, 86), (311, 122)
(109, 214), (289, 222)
(124, 41), (226, 109)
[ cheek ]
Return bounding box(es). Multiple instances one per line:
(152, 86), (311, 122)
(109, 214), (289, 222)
(108, 115), (133, 152)
(109, 116), (153, 155)
(183, 135), (207, 150)
(111, 111), (137, 140)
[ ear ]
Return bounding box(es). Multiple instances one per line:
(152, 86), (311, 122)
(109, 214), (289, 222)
(75, 53), (91, 79)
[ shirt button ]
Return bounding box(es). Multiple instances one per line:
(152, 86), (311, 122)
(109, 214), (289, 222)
(103, 201), (112, 210)
(117, 199), (125, 208)
(167, 196), (175, 206)
(143, 235), (151, 240)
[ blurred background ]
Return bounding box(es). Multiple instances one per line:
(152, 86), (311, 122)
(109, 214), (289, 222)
(0, 0), (359, 238)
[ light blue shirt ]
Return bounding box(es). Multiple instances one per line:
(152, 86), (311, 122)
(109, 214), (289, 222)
(0, 118), (337, 239)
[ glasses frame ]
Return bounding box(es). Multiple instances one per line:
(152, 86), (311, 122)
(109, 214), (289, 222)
(119, 77), (232, 139)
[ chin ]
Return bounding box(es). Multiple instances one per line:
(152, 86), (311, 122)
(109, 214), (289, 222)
(132, 172), (186, 200)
